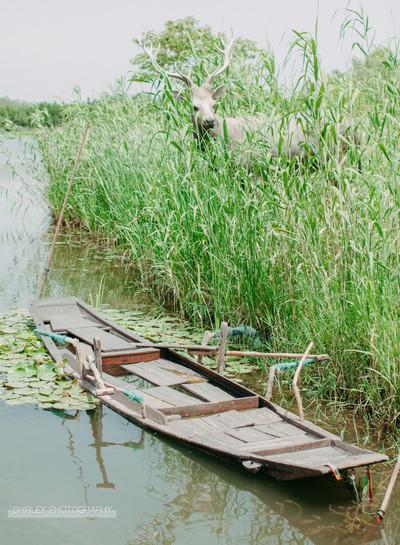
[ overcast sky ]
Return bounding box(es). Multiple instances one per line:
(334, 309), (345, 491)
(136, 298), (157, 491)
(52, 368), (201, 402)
(1, 0), (399, 102)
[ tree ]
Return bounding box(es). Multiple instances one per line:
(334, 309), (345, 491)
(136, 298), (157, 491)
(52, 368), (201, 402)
(130, 17), (259, 85)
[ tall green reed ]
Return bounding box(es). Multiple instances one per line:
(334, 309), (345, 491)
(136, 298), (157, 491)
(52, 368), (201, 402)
(38, 22), (400, 428)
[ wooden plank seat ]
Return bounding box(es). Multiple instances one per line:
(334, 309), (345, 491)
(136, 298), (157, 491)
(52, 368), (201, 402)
(51, 316), (100, 330)
(121, 359), (203, 386)
(39, 306), (99, 332)
(122, 362), (193, 387)
(182, 382), (235, 402)
(160, 396), (259, 418)
(68, 327), (135, 351)
(151, 359), (204, 382)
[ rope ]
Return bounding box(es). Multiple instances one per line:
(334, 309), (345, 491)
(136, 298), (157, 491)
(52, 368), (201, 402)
(123, 391), (144, 404)
(213, 324), (262, 348)
(33, 328), (74, 345)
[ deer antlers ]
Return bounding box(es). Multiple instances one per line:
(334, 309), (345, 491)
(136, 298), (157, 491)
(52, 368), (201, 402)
(205, 38), (234, 87)
(139, 36), (234, 89)
(139, 41), (194, 87)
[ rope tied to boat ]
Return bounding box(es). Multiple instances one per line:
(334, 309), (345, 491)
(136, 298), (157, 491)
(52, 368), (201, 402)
(324, 463), (342, 481)
(33, 328), (74, 346)
(213, 324), (263, 348)
(123, 391), (144, 404)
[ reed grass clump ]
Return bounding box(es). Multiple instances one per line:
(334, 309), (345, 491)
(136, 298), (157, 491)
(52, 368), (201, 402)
(38, 20), (400, 428)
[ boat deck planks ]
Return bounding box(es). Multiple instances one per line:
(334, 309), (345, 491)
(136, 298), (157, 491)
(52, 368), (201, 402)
(30, 297), (389, 482)
(145, 386), (203, 407)
(182, 382), (235, 402)
(103, 373), (173, 409)
(122, 362), (193, 387)
(67, 326), (135, 351)
(201, 409), (257, 430)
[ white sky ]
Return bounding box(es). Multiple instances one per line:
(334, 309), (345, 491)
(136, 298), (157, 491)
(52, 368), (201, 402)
(1, 0), (399, 102)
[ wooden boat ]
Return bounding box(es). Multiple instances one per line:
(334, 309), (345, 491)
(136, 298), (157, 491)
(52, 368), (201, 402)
(31, 297), (388, 482)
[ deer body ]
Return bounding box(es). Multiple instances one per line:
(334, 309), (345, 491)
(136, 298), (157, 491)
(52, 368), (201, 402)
(141, 40), (351, 162)
(204, 113), (306, 158)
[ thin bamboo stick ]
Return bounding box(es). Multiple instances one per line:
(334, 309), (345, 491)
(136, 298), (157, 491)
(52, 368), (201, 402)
(132, 341), (329, 361)
(292, 342), (314, 421)
(37, 122), (89, 299)
(377, 455), (400, 521)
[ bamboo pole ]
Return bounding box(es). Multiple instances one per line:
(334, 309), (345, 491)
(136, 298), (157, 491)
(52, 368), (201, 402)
(377, 455), (400, 522)
(37, 122), (89, 299)
(292, 342), (314, 421)
(131, 342), (329, 361)
(216, 322), (228, 374)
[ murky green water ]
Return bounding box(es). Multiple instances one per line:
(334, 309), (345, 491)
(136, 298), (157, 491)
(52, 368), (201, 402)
(0, 134), (398, 545)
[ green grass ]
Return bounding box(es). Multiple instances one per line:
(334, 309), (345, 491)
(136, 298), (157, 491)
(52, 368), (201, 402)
(37, 24), (400, 429)
(0, 97), (68, 129)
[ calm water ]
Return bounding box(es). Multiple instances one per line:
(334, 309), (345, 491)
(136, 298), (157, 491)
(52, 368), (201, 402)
(0, 134), (398, 545)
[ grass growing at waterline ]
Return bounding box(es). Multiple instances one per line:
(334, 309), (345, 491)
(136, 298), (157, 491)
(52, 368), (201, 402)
(38, 17), (399, 429)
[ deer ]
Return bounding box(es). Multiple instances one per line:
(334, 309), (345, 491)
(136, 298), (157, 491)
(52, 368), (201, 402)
(140, 39), (357, 164)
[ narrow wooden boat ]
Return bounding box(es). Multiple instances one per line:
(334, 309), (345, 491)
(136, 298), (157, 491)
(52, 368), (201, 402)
(31, 297), (387, 482)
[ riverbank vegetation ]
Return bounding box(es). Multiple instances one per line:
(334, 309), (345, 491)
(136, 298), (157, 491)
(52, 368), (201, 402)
(37, 15), (399, 430)
(0, 97), (68, 129)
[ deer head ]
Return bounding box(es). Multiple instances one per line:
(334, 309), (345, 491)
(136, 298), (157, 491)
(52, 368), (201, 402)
(140, 38), (234, 131)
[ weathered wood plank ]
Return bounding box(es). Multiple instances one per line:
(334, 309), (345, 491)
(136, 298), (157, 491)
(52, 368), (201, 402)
(255, 438), (331, 456)
(182, 382), (235, 402)
(236, 433), (312, 452)
(102, 349), (160, 369)
(239, 408), (282, 425)
(154, 359), (201, 376)
(167, 418), (217, 437)
(202, 410), (257, 430)
(122, 362), (191, 386)
(266, 446), (349, 465)
(225, 427), (271, 443)
(260, 421), (305, 438)
(190, 433), (244, 453)
(252, 424), (288, 438)
(49, 316), (98, 331)
(208, 431), (245, 447)
(151, 359), (204, 383)
(160, 396), (259, 418)
(102, 373), (173, 409)
(145, 386), (203, 407)
(68, 327), (135, 351)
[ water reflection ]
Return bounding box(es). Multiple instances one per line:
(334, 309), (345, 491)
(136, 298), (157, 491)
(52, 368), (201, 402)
(0, 136), (49, 311)
(51, 403), (392, 545)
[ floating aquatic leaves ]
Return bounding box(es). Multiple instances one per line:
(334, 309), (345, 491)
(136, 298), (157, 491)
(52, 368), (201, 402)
(0, 309), (98, 411)
(0, 306), (261, 413)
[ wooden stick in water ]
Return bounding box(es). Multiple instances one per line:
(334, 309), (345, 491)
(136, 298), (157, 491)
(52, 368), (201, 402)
(377, 455), (400, 522)
(216, 322), (228, 375)
(37, 122), (89, 299)
(292, 342), (314, 422)
(196, 330), (214, 364)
